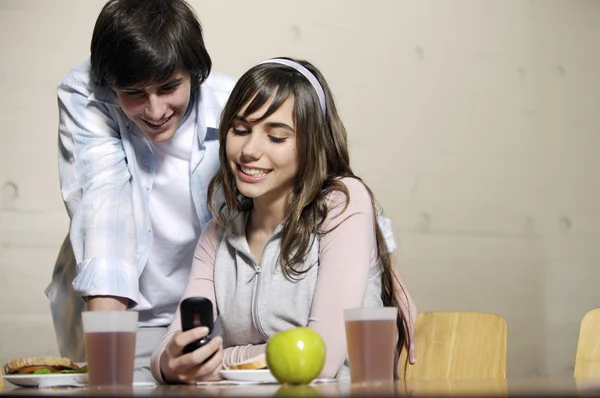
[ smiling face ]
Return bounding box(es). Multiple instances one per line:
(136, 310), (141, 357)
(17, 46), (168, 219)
(112, 70), (191, 142)
(225, 96), (299, 207)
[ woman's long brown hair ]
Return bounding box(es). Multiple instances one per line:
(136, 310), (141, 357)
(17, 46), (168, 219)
(207, 58), (411, 377)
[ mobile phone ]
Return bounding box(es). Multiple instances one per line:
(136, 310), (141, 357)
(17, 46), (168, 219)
(180, 297), (214, 354)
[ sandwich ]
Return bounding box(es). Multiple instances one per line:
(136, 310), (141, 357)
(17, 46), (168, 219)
(228, 353), (268, 370)
(3, 357), (86, 375)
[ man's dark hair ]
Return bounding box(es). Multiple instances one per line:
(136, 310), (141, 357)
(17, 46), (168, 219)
(90, 0), (211, 91)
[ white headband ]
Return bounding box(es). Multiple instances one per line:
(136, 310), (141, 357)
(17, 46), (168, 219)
(258, 58), (327, 117)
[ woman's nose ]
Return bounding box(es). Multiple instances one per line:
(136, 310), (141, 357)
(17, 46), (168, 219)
(240, 133), (262, 160)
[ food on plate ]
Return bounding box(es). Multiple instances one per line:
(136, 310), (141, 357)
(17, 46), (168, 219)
(266, 327), (326, 384)
(228, 353), (268, 370)
(3, 357), (87, 375)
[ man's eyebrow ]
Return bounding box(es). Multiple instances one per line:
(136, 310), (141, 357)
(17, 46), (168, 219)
(119, 77), (184, 91)
(160, 77), (184, 87)
(119, 86), (144, 91)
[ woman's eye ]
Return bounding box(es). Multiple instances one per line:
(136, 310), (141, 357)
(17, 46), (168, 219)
(269, 136), (286, 144)
(232, 128), (249, 136)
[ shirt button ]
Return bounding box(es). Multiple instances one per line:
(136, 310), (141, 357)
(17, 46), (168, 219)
(146, 184), (150, 190)
(148, 225), (152, 233)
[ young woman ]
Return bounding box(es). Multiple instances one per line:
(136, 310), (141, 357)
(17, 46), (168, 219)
(150, 58), (415, 383)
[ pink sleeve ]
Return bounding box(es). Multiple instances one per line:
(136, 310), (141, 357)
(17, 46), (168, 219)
(308, 178), (378, 378)
(150, 220), (221, 383)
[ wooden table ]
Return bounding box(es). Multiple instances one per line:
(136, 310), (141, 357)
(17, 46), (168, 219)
(2, 377), (600, 397)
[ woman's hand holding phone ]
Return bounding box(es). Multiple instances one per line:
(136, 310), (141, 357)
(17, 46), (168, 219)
(160, 297), (223, 384)
(160, 326), (224, 384)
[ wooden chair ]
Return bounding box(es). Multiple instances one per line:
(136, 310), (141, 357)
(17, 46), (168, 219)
(574, 308), (600, 378)
(400, 311), (507, 379)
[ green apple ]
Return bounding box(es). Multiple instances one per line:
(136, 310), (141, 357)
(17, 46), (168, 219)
(266, 327), (326, 384)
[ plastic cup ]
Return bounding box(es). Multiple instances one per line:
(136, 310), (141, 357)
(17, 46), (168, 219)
(82, 311), (138, 387)
(344, 307), (397, 383)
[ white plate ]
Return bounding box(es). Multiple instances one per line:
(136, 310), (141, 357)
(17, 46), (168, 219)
(219, 369), (277, 383)
(2, 373), (88, 388)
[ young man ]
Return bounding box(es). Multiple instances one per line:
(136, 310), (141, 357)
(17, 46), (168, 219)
(46, 0), (235, 382)
(45, 0), (412, 383)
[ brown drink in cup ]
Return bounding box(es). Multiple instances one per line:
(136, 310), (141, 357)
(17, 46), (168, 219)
(344, 307), (397, 383)
(82, 311), (138, 387)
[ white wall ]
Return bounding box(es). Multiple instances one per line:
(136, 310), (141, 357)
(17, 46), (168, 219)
(1, 0), (598, 378)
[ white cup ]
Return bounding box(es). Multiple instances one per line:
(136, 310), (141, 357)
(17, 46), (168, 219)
(344, 307), (397, 383)
(82, 311), (138, 387)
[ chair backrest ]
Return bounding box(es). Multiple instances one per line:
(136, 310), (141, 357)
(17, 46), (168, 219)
(400, 311), (507, 379)
(574, 308), (600, 378)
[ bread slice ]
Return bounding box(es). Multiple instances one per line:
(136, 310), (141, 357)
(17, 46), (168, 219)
(4, 357), (78, 375)
(228, 353), (268, 370)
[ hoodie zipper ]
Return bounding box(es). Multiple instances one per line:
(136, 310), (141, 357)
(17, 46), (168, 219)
(232, 239), (272, 341)
(251, 262), (268, 340)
